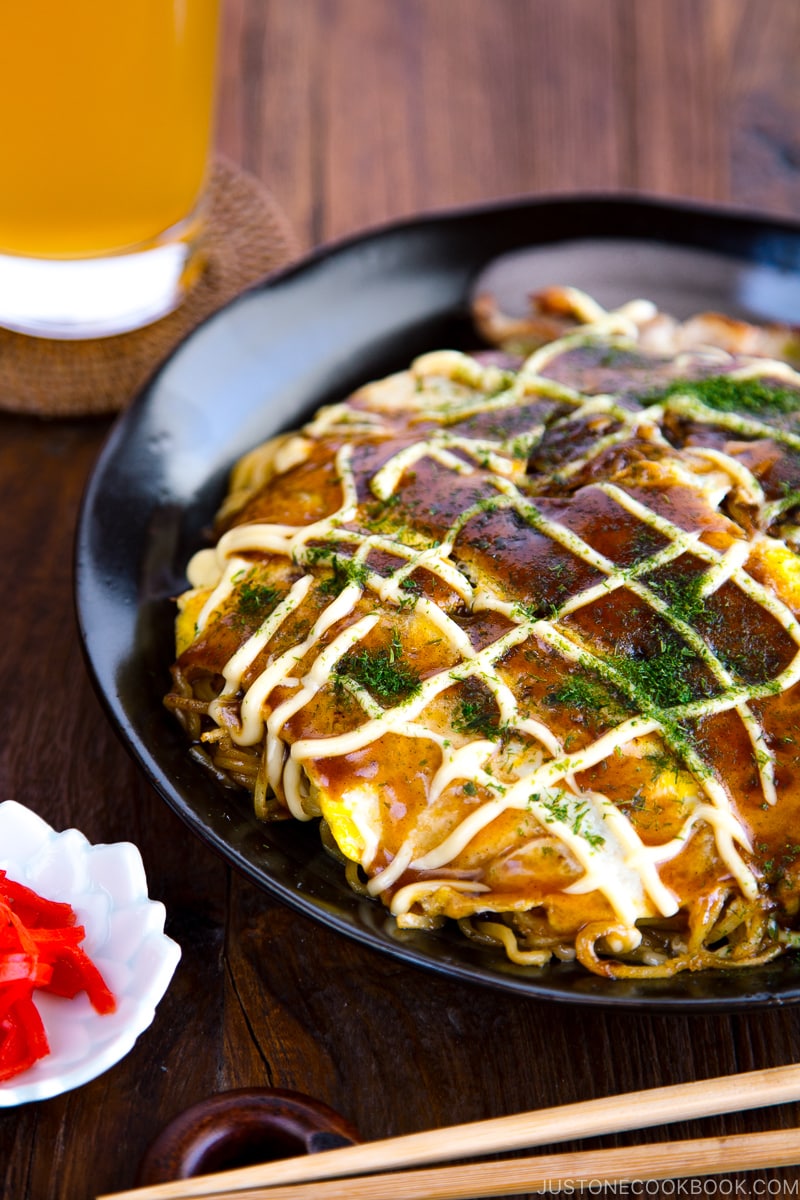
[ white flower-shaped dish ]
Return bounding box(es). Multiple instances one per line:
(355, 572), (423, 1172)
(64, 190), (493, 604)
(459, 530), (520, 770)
(0, 800), (181, 1106)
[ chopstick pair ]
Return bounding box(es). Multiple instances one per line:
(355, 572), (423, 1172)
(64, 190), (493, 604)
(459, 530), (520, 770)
(99, 1062), (800, 1200)
(104, 1128), (800, 1200)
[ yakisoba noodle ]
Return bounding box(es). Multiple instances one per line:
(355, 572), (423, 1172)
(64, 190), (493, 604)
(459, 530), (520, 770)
(166, 288), (800, 978)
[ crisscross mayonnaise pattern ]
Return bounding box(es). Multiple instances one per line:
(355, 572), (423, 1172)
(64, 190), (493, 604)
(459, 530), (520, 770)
(184, 304), (800, 938)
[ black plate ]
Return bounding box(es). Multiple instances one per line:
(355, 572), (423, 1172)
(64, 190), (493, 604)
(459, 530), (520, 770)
(75, 194), (800, 1010)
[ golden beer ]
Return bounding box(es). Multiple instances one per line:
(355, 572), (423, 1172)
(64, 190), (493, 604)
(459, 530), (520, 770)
(0, 1), (220, 335)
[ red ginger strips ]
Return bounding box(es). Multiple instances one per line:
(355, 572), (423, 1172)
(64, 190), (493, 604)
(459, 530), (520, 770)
(0, 870), (116, 1083)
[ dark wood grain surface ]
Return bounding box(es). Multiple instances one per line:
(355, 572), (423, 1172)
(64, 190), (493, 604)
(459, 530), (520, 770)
(3, 3), (800, 1197)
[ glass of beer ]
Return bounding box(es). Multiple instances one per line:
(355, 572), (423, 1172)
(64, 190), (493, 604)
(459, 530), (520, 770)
(0, 1), (220, 339)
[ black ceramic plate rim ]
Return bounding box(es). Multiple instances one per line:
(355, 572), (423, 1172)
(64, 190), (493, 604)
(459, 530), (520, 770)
(75, 192), (800, 1011)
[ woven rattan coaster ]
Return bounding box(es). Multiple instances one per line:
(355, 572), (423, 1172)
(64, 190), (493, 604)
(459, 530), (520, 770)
(0, 158), (299, 417)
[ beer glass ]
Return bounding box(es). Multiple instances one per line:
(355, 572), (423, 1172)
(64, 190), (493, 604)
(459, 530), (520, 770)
(0, 1), (220, 339)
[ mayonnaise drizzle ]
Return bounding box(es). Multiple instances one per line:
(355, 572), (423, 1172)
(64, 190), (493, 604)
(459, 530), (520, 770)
(186, 296), (800, 931)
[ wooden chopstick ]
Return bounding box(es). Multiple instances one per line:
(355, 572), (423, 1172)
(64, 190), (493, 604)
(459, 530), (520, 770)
(111, 1127), (800, 1200)
(99, 1062), (800, 1200)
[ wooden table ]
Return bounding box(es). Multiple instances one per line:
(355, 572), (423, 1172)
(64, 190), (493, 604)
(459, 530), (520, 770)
(3, 2), (800, 1196)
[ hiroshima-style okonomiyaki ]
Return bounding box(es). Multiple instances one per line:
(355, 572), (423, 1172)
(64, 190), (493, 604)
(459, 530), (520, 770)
(165, 286), (800, 978)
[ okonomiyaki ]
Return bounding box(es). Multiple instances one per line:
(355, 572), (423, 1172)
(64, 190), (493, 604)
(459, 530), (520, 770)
(165, 287), (800, 978)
